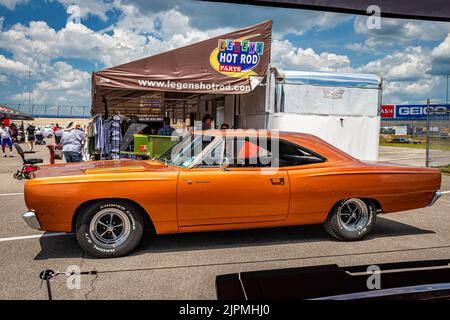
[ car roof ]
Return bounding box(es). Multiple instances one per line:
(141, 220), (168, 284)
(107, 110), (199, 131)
(195, 130), (356, 163)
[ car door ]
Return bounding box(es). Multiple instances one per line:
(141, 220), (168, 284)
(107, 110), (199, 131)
(177, 137), (290, 227)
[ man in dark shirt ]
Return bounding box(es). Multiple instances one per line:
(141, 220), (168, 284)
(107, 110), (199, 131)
(26, 122), (36, 151)
(202, 114), (213, 130)
(157, 117), (175, 136)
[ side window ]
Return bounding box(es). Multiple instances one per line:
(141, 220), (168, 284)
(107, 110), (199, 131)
(277, 140), (326, 167)
(195, 137), (325, 168)
(197, 140), (225, 168)
(225, 137), (272, 168)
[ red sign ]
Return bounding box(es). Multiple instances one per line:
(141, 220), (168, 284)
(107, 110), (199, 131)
(381, 105), (395, 118)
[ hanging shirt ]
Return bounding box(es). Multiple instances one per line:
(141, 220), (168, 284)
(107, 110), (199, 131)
(94, 116), (104, 151)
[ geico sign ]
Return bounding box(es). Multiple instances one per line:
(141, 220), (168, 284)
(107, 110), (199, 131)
(398, 105), (447, 116)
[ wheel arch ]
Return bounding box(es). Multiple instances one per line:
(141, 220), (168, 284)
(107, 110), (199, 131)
(327, 197), (383, 219)
(72, 198), (156, 234)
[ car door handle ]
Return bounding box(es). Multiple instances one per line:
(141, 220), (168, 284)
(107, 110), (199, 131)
(270, 177), (285, 185)
(186, 180), (211, 185)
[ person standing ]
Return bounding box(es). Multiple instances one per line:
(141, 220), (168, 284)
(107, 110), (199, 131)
(26, 122), (36, 151)
(202, 114), (213, 130)
(9, 123), (18, 142)
(54, 126), (63, 145)
(61, 123), (85, 163)
(157, 117), (175, 136)
(0, 121), (14, 158)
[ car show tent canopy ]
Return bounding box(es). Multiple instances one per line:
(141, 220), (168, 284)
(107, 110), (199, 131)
(91, 21), (272, 117)
(0, 105), (34, 120)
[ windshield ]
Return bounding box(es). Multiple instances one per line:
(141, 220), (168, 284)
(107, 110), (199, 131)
(157, 134), (216, 168)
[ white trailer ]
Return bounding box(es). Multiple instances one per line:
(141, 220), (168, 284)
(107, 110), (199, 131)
(231, 69), (383, 161)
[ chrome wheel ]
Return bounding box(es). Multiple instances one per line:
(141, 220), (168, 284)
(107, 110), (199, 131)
(89, 208), (131, 248)
(337, 198), (369, 232)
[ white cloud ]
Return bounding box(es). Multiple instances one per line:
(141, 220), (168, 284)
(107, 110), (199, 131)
(354, 16), (450, 47)
(0, 54), (28, 74)
(272, 39), (352, 72)
(9, 61), (90, 105)
(362, 47), (430, 82)
(358, 46), (447, 104)
(124, 0), (352, 37)
(430, 32), (450, 75)
(53, 0), (113, 21)
(0, 3), (226, 105)
(0, 0), (28, 10)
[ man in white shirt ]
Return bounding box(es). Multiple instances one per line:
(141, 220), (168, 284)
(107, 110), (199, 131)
(0, 121), (14, 158)
(61, 123), (85, 163)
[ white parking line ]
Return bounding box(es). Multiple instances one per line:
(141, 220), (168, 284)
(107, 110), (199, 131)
(0, 193), (24, 197)
(441, 191), (450, 195)
(0, 232), (72, 243)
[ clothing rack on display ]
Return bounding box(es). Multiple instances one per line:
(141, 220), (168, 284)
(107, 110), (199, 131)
(92, 112), (124, 161)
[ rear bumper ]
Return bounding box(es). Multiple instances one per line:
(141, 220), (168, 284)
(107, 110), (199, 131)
(428, 191), (442, 207)
(22, 211), (41, 230)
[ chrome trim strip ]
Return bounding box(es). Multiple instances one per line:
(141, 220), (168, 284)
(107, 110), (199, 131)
(22, 211), (41, 230)
(429, 191), (442, 207)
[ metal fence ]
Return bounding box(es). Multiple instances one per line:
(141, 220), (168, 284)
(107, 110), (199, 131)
(426, 107), (450, 168)
(0, 103), (91, 118)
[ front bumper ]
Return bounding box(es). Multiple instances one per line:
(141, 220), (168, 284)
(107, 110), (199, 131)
(22, 211), (41, 230)
(428, 191), (442, 207)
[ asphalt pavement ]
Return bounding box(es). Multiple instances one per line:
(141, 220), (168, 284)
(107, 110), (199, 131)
(0, 142), (449, 299)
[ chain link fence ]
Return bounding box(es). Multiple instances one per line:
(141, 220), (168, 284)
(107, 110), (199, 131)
(426, 108), (450, 169)
(0, 103), (90, 118)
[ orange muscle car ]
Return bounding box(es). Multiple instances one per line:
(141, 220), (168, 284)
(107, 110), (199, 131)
(22, 131), (442, 258)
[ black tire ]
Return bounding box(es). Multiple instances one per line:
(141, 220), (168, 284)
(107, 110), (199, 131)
(324, 198), (377, 241)
(76, 200), (144, 258)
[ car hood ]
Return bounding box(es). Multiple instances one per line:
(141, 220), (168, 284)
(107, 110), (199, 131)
(33, 159), (177, 179)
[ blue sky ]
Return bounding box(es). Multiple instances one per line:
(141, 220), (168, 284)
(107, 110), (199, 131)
(0, 0), (450, 107)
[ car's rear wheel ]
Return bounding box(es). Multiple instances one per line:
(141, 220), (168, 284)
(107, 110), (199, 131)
(76, 200), (144, 258)
(324, 198), (377, 241)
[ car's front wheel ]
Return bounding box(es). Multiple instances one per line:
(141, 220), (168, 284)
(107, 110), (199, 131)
(76, 200), (144, 258)
(324, 198), (377, 241)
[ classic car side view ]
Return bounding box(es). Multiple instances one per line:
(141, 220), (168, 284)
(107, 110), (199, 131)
(22, 131), (442, 258)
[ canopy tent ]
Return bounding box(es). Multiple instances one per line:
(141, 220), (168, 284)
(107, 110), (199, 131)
(92, 21), (272, 116)
(0, 105), (34, 121)
(201, 0), (450, 22)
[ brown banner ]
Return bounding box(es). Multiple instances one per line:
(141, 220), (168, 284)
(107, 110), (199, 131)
(92, 21), (272, 114)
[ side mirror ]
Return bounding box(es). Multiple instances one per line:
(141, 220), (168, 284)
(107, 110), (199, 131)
(220, 157), (231, 171)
